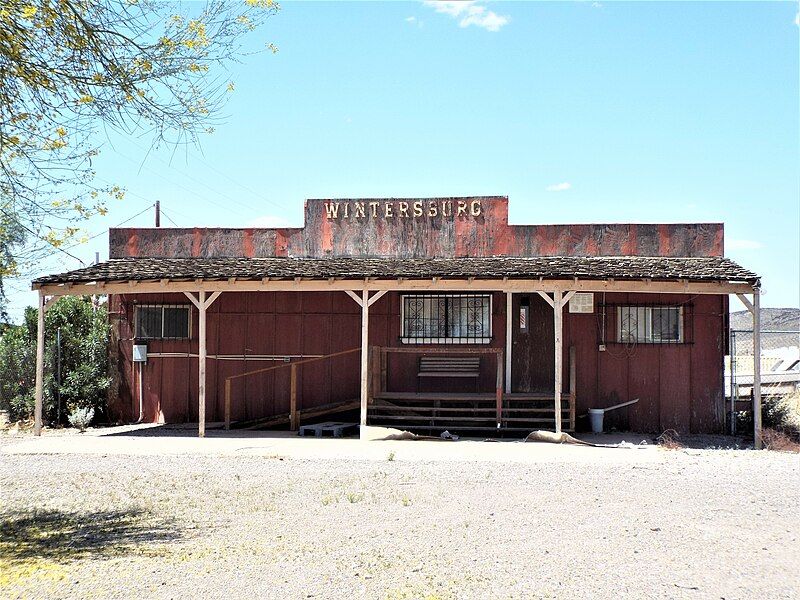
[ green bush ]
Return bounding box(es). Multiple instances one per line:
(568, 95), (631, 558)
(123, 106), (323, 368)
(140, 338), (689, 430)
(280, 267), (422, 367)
(737, 391), (800, 442)
(0, 296), (110, 425)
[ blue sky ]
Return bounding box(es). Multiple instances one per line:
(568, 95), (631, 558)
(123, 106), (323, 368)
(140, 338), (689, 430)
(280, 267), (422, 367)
(8, 1), (799, 319)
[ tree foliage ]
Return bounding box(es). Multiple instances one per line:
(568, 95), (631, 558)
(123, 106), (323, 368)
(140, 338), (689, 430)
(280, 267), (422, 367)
(0, 295), (111, 425)
(0, 0), (278, 300)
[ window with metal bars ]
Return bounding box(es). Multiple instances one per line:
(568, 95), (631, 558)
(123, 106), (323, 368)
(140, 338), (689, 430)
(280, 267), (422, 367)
(615, 305), (684, 344)
(401, 294), (492, 344)
(135, 305), (191, 339)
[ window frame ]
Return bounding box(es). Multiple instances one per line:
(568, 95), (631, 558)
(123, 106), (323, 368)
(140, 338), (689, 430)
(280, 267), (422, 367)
(400, 293), (493, 345)
(616, 305), (684, 344)
(134, 304), (192, 340)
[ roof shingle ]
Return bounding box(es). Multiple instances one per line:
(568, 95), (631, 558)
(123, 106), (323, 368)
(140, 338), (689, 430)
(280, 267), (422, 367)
(33, 256), (760, 286)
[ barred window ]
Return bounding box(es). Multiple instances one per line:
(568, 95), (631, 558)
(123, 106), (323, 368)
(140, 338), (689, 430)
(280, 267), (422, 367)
(401, 294), (491, 344)
(135, 305), (191, 339)
(617, 306), (683, 344)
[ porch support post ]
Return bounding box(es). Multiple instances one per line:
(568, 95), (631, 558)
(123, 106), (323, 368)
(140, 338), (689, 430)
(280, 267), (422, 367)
(553, 290), (563, 434)
(752, 288), (762, 449)
(34, 292), (46, 436)
(505, 292), (512, 393)
(198, 290), (208, 438)
(736, 289), (762, 449)
(185, 290), (221, 438)
(360, 288), (369, 427)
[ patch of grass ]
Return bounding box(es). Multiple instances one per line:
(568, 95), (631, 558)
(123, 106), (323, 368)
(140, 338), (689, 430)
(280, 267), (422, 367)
(400, 495), (411, 507)
(321, 495), (339, 506)
(346, 492), (364, 504)
(0, 508), (179, 565)
(387, 451), (396, 461)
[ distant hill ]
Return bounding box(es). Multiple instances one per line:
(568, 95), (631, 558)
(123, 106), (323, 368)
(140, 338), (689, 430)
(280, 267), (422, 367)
(730, 308), (800, 351)
(730, 307), (800, 332)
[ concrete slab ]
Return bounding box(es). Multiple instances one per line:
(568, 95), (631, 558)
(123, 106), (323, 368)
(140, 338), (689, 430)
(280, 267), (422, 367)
(1, 424), (667, 465)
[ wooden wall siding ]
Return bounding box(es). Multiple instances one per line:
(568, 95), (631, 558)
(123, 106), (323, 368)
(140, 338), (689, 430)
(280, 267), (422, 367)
(109, 290), (725, 434)
(564, 293), (726, 434)
(109, 197), (724, 260)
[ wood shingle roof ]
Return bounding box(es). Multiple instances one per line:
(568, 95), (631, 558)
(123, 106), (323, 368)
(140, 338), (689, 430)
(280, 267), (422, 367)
(33, 256), (760, 286)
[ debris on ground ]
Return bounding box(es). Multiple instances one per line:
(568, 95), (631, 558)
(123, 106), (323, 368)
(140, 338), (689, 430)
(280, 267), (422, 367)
(523, 430), (647, 448)
(656, 429), (683, 450)
(378, 430), (441, 441)
(439, 430), (459, 441)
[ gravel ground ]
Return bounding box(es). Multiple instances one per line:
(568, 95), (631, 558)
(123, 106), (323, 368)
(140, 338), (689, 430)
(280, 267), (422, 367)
(1, 434), (798, 600)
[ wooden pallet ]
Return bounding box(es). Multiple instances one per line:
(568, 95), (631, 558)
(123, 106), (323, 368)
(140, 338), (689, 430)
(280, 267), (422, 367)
(298, 421), (359, 438)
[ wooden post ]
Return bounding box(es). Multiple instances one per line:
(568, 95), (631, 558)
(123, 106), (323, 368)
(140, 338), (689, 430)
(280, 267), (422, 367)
(505, 292), (512, 393)
(569, 345), (576, 431)
(553, 290), (563, 434)
(290, 363), (299, 430)
(198, 290), (207, 438)
(496, 349), (504, 427)
(380, 347), (387, 396)
(753, 288), (762, 449)
(34, 293), (46, 436)
(224, 379), (231, 430)
(360, 289), (369, 427)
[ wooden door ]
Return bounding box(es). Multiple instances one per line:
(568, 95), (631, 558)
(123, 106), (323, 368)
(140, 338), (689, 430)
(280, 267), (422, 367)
(511, 294), (554, 393)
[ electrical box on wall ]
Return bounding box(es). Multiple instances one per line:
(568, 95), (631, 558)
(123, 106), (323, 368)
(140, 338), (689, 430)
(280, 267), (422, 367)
(132, 344), (148, 363)
(569, 293), (594, 313)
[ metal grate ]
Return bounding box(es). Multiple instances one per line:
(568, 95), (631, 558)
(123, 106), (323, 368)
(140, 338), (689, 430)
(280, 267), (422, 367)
(599, 302), (693, 345)
(135, 305), (191, 339)
(401, 294), (492, 344)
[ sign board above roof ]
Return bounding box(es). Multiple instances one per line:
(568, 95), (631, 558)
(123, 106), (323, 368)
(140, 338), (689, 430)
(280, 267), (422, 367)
(109, 196), (724, 260)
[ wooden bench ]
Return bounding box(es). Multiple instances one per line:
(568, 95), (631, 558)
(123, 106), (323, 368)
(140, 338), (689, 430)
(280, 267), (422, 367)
(418, 356), (481, 379)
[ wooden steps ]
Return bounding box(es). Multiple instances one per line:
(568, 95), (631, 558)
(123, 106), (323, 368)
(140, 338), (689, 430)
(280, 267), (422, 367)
(368, 392), (575, 436)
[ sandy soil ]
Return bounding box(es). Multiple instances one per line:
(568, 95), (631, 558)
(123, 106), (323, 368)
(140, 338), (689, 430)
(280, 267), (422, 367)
(1, 430), (798, 599)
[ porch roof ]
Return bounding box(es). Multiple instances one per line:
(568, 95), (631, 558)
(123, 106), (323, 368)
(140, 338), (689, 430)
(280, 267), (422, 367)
(33, 255), (759, 287)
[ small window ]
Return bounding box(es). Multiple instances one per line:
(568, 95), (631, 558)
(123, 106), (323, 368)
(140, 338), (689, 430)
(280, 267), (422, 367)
(617, 306), (683, 344)
(401, 294), (491, 344)
(135, 305), (191, 339)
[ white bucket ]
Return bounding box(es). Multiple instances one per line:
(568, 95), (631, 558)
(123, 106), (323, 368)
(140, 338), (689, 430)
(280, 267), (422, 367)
(588, 408), (605, 434)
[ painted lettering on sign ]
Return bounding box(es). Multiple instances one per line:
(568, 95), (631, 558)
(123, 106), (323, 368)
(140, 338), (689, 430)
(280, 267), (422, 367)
(324, 199), (482, 220)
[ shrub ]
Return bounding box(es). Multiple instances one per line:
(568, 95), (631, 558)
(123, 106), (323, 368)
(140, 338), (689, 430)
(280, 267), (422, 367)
(0, 296), (110, 424)
(736, 391), (800, 446)
(68, 407), (95, 432)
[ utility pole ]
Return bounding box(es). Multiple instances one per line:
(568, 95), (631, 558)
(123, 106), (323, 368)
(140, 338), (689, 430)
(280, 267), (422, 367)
(155, 200), (161, 227)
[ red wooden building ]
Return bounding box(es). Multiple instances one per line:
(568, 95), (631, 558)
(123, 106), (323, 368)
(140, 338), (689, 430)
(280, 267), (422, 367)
(32, 197), (765, 441)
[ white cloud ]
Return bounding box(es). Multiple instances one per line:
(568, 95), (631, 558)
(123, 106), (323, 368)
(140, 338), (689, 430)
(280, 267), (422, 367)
(406, 16), (417, 22)
(247, 215), (294, 228)
(405, 15), (424, 28)
(423, 1), (510, 32)
(727, 238), (762, 250)
(795, 11), (799, 26)
(545, 182), (572, 192)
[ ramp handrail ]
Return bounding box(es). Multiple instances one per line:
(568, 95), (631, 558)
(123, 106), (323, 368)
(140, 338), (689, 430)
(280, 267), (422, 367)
(223, 347), (361, 430)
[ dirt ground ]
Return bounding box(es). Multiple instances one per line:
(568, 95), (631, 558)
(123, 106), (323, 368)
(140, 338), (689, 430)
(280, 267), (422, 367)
(1, 429), (798, 600)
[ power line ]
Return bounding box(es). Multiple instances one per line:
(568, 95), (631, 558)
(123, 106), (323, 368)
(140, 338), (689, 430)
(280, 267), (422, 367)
(159, 206), (180, 227)
(124, 135), (286, 214)
(63, 203), (155, 250)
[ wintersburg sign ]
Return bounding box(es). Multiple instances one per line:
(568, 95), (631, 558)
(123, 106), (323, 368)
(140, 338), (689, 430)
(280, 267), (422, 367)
(323, 199), (483, 220)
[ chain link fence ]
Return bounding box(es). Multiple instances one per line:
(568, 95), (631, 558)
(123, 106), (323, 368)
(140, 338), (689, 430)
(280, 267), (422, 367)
(726, 329), (800, 435)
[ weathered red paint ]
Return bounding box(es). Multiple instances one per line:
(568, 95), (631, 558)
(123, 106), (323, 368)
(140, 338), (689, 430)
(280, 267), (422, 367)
(104, 196), (732, 434)
(109, 289), (726, 434)
(109, 197), (724, 259)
